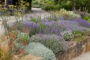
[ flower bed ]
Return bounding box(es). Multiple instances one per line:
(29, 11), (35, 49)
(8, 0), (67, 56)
(0, 9), (90, 60)
(6, 17), (90, 60)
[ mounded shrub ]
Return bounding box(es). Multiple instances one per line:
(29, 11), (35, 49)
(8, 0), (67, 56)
(24, 42), (56, 60)
(62, 30), (74, 41)
(43, 4), (60, 11)
(22, 21), (38, 37)
(30, 34), (68, 53)
(74, 18), (90, 27)
(59, 9), (81, 20)
(37, 21), (66, 35)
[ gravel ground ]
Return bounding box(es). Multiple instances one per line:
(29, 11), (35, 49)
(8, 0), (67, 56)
(25, 8), (50, 20)
(71, 52), (90, 60)
(0, 21), (5, 36)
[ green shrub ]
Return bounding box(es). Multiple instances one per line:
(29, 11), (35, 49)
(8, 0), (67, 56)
(83, 16), (90, 20)
(32, 0), (55, 8)
(63, 33), (72, 41)
(58, 9), (81, 20)
(62, 30), (74, 41)
(60, 1), (72, 10)
(72, 30), (87, 42)
(43, 4), (60, 11)
(30, 34), (68, 53)
(24, 42), (56, 60)
(63, 34), (71, 41)
(73, 36), (87, 42)
(43, 5), (54, 11)
(83, 31), (90, 36)
(83, 16), (90, 23)
(72, 30), (83, 37)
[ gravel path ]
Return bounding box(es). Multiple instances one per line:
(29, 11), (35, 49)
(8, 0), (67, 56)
(0, 21), (5, 36)
(25, 8), (50, 20)
(71, 52), (90, 60)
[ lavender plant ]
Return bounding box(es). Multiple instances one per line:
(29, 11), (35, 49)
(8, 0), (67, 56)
(22, 21), (38, 36)
(13, 19), (90, 37)
(37, 21), (66, 36)
(74, 18), (90, 27)
(30, 34), (68, 53)
(56, 20), (90, 31)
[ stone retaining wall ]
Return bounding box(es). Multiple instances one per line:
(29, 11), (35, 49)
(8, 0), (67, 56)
(56, 38), (90, 60)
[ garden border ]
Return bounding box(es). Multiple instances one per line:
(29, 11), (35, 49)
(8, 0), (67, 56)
(56, 37), (90, 60)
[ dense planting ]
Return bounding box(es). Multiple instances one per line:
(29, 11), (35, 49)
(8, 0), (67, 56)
(0, 5), (90, 60)
(7, 9), (90, 54)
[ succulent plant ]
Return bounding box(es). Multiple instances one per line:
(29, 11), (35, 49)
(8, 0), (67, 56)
(62, 30), (74, 41)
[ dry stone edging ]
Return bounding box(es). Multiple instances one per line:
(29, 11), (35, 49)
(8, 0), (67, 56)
(56, 37), (90, 60)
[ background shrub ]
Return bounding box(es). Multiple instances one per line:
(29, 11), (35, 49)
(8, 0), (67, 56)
(43, 4), (60, 11)
(83, 16), (90, 23)
(60, 1), (72, 10)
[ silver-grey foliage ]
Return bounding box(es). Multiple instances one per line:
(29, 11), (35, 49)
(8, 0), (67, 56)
(24, 42), (56, 60)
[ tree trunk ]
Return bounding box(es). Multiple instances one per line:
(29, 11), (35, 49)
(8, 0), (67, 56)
(26, 0), (32, 10)
(54, 0), (58, 4)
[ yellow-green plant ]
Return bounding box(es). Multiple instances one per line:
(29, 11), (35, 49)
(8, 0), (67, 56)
(0, 0), (29, 33)
(14, 0), (29, 21)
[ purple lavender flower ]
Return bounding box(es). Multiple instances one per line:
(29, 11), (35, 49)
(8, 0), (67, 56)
(74, 18), (90, 27)
(22, 21), (38, 29)
(52, 28), (62, 37)
(14, 18), (90, 37)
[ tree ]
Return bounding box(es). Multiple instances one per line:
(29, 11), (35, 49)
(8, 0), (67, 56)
(26, 0), (32, 10)
(54, 0), (59, 4)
